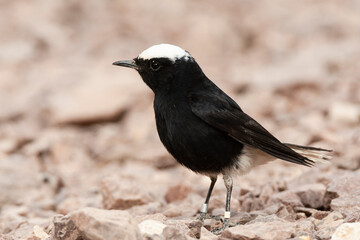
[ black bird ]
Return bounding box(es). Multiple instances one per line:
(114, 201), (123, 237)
(113, 44), (331, 233)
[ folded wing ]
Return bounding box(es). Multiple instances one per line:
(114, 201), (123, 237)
(189, 91), (315, 167)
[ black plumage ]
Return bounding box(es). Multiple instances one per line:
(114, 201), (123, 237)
(113, 44), (331, 234)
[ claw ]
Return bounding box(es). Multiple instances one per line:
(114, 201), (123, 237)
(211, 218), (229, 235)
(197, 213), (222, 224)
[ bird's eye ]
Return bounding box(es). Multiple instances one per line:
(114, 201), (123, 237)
(150, 60), (161, 71)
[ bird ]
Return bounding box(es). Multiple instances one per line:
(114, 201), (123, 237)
(113, 43), (331, 234)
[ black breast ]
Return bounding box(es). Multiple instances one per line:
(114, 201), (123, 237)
(154, 94), (244, 174)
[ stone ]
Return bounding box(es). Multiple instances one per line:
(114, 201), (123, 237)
(240, 197), (264, 211)
(324, 173), (360, 216)
(222, 217), (297, 240)
(331, 223), (360, 240)
(267, 190), (304, 208)
(162, 193), (203, 218)
(314, 211), (344, 240)
(199, 227), (217, 240)
(164, 184), (192, 203)
(134, 213), (167, 224)
(329, 101), (360, 124)
(49, 77), (140, 125)
(153, 156), (178, 169)
(70, 207), (142, 240)
(138, 219), (167, 236)
(294, 219), (315, 239)
(186, 220), (202, 239)
(101, 176), (154, 210)
(293, 183), (326, 209)
(52, 214), (83, 240)
(33, 225), (50, 240)
(162, 227), (189, 240)
(275, 204), (296, 221)
(165, 219), (192, 235)
(229, 211), (254, 225)
(128, 202), (164, 217)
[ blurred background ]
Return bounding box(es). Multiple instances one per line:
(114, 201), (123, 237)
(0, 0), (359, 238)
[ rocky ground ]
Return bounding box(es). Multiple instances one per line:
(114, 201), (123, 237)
(1, 1), (360, 240)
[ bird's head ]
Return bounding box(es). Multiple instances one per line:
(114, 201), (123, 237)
(113, 44), (203, 93)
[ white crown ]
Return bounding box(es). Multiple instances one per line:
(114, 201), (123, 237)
(138, 44), (191, 62)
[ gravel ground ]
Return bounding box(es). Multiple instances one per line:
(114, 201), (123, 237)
(0, 1), (360, 239)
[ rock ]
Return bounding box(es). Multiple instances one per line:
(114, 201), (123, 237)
(52, 214), (83, 240)
(162, 226), (189, 240)
(331, 222), (360, 240)
(275, 204), (296, 221)
(240, 197), (264, 211)
(153, 156), (178, 169)
(313, 210), (330, 220)
(267, 190), (304, 208)
(164, 184), (192, 203)
(101, 176), (154, 210)
(134, 213), (167, 224)
(294, 206), (330, 221)
(296, 212), (307, 220)
(70, 207), (142, 240)
(128, 202), (163, 217)
(229, 211), (254, 225)
(33, 225), (50, 240)
(344, 211), (360, 223)
(186, 220), (202, 239)
(314, 211), (344, 240)
(0, 155), (55, 207)
(199, 227), (217, 240)
(56, 196), (98, 215)
(222, 216), (297, 240)
(294, 219), (315, 239)
(49, 77), (140, 125)
(259, 181), (287, 204)
(324, 173), (360, 216)
(293, 183), (326, 209)
(329, 101), (360, 124)
(162, 193), (203, 218)
(138, 219), (167, 236)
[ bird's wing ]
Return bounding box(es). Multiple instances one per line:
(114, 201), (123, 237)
(189, 91), (314, 166)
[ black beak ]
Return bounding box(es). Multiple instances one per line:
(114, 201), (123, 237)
(112, 60), (138, 70)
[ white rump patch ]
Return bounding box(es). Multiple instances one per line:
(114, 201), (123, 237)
(138, 44), (191, 61)
(223, 146), (275, 176)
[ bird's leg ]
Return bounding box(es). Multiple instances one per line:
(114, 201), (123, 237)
(212, 174), (233, 235)
(199, 176), (219, 222)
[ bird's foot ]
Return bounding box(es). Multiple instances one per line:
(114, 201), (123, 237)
(211, 218), (229, 235)
(197, 212), (222, 224)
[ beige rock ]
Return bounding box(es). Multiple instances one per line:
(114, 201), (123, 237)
(314, 211), (344, 240)
(52, 215), (82, 240)
(70, 207), (142, 240)
(128, 202), (163, 217)
(199, 227), (217, 240)
(324, 173), (360, 216)
(331, 223), (360, 240)
(329, 101), (360, 124)
(267, 190), (304, 208)
(49, 77), (140, 125)
(222, 217), (297, 240)
(162, 226), (189, 240)
(134, 213), (167, 227)
(229, 211), (254, 225)
(101, 176), (154, 210)
(33, 225), (50, 240)
(293, 183), (326, 209)
(294, 219), (315, 239)
(138, 219), (167, 236)
(164, 184), (192, 203)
